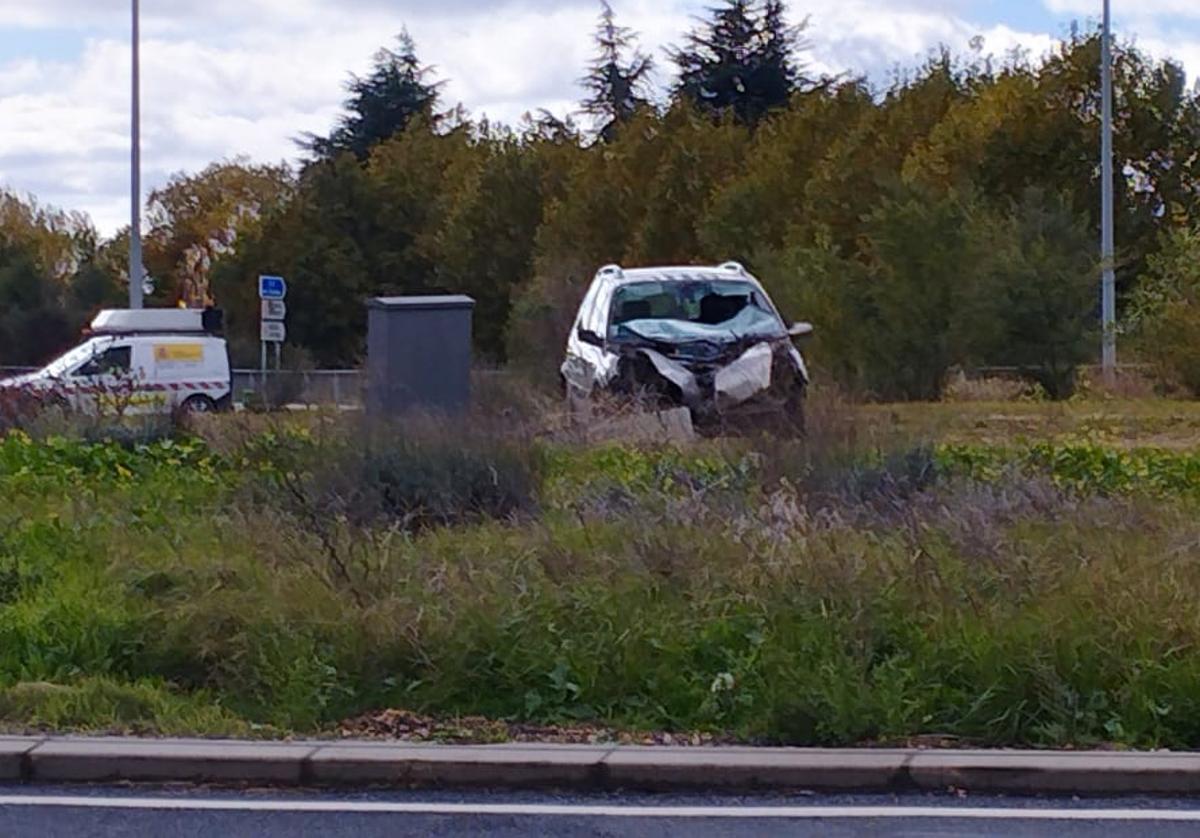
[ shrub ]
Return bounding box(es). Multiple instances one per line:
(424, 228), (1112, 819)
(967, 188), (1099, 400)
(943, 372), (1041, 403)
(936, 441), (1200, 498)
(272, 417), (540, 531)
(1130, 226), (1200, 396)
(505, 257), (593, 385)
(784, 186), (982, 401)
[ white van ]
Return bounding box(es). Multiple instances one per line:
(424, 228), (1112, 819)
(0, 309), (232, 415)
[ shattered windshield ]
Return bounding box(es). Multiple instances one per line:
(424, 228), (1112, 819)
(607, 280), (784, 344)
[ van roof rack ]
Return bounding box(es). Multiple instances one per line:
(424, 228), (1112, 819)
(88, 308), (224, 336)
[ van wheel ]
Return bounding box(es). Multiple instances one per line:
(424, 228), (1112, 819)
(181, 395), (217, 415)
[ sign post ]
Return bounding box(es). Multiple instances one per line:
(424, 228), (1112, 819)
(258, 276), (288, 401)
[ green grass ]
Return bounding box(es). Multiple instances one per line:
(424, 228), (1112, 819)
(937, 442), (1200, 496)
(869, 399), (1200, 449)
(3, 403), (1200, 747)
(0, 678), (250, 736)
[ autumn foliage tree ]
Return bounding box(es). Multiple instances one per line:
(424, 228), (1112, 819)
(0, 192), (123, 366)
(145, 160), (294, 308)
(11, 8), (1200, 401)
(205, 24), (1200, 398)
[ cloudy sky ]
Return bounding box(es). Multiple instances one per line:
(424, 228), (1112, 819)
(0, 0), (1198, 235)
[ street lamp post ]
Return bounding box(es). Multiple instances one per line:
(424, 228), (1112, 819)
(129, 0), (144, 309)
(1100, 0), (1116, 380)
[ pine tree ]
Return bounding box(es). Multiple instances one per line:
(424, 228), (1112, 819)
(303, 30), (442, 161)
(671, 0), (805, 126)
(580, 1), (655, 142)
(756, 1), (798, 111)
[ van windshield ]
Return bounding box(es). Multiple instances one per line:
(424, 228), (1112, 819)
(38, 338), (113, 378)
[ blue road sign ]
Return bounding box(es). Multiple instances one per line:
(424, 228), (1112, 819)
(259, 275), (287, 300)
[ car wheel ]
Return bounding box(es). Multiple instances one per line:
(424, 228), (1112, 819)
(181, 395), (217, 415)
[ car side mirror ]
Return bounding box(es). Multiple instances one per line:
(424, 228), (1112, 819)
(577, 327), (604, 347)
(789, 322), (815, 339)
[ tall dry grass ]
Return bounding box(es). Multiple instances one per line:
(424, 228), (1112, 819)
(5, 380), (1200, 746)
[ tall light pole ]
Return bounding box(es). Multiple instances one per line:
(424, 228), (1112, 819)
(1100, 0), (1116, 379)
(129, 0), (144, 309)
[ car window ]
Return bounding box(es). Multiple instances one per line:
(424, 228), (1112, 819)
(74, 346), (132, 378)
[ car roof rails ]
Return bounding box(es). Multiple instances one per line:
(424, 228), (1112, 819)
(596, 264), (624, 279)
(718, 261), (748, 275)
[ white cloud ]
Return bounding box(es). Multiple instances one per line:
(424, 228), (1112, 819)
(0, 0), (1181, 234)
(1044, 0), (1200, 20)
(1041, 0), (1200, 73)
(794, 1), (1061, 79)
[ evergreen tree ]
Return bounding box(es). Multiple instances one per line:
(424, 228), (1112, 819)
(303, 30), (442, 161)
(580, 1), (655, 142)
(759, 1), (797, 106)
(671, 0), (805, 125)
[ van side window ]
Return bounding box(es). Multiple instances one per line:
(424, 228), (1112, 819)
(75, 346), (132, 378)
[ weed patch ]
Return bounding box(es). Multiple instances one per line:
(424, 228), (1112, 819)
(938, 442), (1200, 496)
(3, 408), (1200, 747)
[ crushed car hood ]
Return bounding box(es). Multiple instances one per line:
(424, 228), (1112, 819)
(608, 328), (803, 413)
(633, 342), (779, 408)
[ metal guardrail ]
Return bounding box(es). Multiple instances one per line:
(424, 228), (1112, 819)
(4, 363), (1157, 409)
(233, 370), (362, 407)
(2, 366), (363, 408)
(965, 364), (1154, 377)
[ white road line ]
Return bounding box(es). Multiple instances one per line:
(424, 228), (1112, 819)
(0, 797), (1199, 820)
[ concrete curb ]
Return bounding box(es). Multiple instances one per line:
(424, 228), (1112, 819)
(3, 737), (1200, 794)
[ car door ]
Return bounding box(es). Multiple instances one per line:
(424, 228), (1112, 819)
(564, 279), (619, 396)
(70, 343), (135, 416)
(152, 339), (209, 412)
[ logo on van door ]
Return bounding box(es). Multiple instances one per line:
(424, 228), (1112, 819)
(154, 344), (204, 365)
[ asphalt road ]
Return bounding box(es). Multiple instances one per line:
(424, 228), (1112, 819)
(4, 786), (1200, 837)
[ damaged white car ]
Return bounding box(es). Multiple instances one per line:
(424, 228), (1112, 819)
(561, 262), (813, 433)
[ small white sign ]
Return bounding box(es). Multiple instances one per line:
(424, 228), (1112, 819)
(261, 300), (287, 321)
(261, 321), (287, 343)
